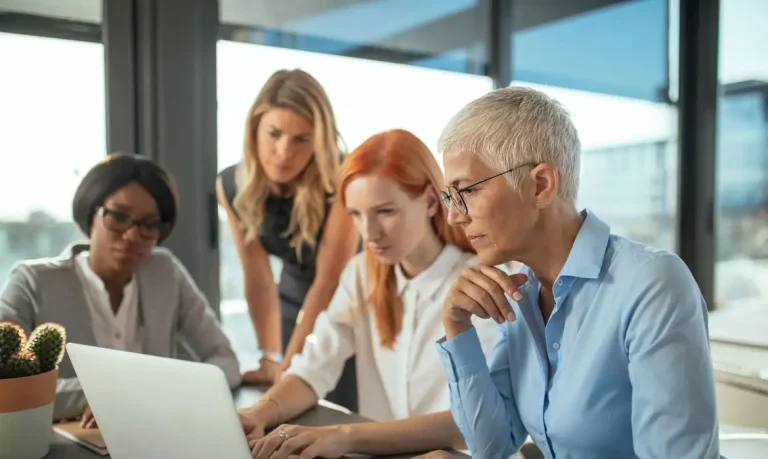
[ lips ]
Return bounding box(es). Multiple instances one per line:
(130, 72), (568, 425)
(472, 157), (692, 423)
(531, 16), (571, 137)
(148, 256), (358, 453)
(115, 248), (143, 262)
(369, 245), (390, 255)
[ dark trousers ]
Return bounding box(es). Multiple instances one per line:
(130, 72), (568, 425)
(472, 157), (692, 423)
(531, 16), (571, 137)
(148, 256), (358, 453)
(281, 315), (358, 413)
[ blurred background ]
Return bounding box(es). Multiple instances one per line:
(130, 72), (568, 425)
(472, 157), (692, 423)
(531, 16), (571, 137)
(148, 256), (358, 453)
(1, 0), (767, 441)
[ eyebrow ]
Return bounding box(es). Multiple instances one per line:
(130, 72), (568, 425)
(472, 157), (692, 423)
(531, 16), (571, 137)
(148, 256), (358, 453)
(449, 177), (470, 188)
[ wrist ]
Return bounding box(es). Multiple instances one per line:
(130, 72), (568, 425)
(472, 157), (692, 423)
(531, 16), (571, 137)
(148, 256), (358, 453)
(255, 396), (282, 427)
(337, 424), (357, 453)
(443, 317), (472, 340)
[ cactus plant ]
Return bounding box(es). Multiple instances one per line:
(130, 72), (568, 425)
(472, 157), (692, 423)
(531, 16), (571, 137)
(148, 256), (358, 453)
(3, 350), (40, 378)
(0, 322), (66, 379)
(0, 322), (26, 366)
(25, 323), (66, 373)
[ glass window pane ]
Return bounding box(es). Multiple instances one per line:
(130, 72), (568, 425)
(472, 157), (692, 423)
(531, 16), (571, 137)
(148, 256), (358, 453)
(711, 0), (768, 342)
(219, 0), (487, 74)
(0, 0), (101, 23)
(512, 0), (669, 102)
(216, 41), (492, 349)
(509, 1), (678, 251)
(0, 32), (106, 287)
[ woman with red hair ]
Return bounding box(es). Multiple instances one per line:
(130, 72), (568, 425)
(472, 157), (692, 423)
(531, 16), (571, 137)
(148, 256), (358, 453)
(238, 129), (499, 457)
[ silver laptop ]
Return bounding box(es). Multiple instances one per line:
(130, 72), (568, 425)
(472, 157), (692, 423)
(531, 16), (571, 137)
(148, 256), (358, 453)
(66, 343), (252, 459)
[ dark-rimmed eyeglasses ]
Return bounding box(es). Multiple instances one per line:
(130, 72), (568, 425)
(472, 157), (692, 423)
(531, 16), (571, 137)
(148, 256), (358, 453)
(441, 162), (537, 215)
(96, 206), (167, 240)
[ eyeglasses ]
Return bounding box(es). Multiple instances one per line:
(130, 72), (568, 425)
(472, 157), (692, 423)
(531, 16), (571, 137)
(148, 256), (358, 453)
(441, 162), (537, 215)
(96, 207), (167, 240)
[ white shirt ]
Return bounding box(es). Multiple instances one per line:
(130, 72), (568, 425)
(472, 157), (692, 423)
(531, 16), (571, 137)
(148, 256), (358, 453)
(74, 252), (144, 353)
(286, 244), (498, 422)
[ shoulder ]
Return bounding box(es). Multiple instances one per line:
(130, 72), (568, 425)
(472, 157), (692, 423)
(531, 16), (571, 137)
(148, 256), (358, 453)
(605, 236), (706, 324)
(217, 164), (241, 211)
(137, 247), (185, 276)
(6, 253), (74, 284)
(607, 236), (697, 292)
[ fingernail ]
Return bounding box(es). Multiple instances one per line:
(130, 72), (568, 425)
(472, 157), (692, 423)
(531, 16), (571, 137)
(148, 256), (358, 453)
(506, 312), (516, 322)
(512, 291), (523, 302)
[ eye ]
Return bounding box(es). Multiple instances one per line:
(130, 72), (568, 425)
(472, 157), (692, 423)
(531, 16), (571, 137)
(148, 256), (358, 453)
(462, 187), (477, 197)
(268, 130), (280, 139)
(295, 136), (310, 144)
(376, 208), (395, 215)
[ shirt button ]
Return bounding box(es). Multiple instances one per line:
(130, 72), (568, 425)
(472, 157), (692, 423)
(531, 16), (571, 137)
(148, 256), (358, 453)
(556, 279), (563, 286)
(115, 332), (122, 339)
(552, 342), (560, 350)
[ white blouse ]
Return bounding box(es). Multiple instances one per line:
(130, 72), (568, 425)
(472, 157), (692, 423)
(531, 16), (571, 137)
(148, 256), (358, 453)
(286, 244), (498, 422)
(74, 251), (144, 353)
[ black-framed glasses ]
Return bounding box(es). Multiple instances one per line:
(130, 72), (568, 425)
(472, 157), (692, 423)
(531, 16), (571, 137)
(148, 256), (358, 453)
(96, 206), (167, 240)
(441, 162), (537, 215)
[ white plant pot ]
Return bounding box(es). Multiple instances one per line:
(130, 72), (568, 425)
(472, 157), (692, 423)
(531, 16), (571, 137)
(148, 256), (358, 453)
(0, 402), (55, 458)
(0, 369), (58, 459)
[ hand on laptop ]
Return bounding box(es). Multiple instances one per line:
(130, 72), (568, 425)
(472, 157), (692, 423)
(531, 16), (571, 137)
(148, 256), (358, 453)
(239, 409), (266, 443)
(242, 358), (284, 386)
(77, 405), (98, 429)
(248, 424), (351, 459)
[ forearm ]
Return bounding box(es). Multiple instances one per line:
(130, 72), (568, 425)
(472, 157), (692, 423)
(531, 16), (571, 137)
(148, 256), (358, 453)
(246, 281), (282, 354)
(283, 283), (337, 364)
(257, 375), (319, 427)
(345, 410), (465, 455)
(439, 327), (524, 458)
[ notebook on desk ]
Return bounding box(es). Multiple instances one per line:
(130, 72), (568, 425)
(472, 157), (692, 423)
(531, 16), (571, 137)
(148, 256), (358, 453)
(53, 421), (109, 456)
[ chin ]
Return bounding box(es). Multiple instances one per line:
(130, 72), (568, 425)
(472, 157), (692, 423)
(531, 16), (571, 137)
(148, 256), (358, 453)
(266, 169), (300, 184)
(476, 247), (513, 267)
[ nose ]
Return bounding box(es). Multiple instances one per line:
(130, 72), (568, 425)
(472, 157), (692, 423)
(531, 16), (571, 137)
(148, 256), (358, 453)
(122, 225), (142, 243)
(446, 203), (466, 226)
(360, 216), (382, 242)
(275, 137), (293, 160)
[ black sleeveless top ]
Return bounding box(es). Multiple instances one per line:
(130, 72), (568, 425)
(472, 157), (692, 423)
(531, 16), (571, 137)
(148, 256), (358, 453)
(219, 164), (331, 321)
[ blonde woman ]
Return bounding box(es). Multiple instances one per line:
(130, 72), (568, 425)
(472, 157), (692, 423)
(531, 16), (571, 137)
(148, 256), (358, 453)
(217, 69), (359, 411)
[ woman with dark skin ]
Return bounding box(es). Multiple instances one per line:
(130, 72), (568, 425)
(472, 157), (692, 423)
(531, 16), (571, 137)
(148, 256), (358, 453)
(0, 153), (240, 424)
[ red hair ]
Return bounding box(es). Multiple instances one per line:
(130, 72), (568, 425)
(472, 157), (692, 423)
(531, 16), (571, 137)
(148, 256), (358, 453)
(339, 129), (474, 348)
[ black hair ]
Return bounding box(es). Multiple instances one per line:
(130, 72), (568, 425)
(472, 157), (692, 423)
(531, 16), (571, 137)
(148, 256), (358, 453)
(72, 153), (179, 242)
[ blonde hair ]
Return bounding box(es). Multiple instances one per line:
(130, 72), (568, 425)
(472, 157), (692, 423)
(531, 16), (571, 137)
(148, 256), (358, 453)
(234, 69), (342, 255)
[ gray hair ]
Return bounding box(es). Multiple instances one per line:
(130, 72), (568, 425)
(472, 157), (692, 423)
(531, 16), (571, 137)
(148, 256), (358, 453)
(438, 86), (581, 203)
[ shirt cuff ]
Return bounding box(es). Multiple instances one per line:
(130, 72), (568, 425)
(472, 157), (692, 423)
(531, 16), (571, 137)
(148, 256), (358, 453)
(435, 326), (488, 383)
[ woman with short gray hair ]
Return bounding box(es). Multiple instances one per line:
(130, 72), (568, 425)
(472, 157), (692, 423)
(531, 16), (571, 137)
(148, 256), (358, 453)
(432, 86), (721, 459)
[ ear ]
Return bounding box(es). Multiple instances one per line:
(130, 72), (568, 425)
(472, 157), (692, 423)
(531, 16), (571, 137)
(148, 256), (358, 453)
(531, 163), (559, 208)
(422, 186), (440, 218)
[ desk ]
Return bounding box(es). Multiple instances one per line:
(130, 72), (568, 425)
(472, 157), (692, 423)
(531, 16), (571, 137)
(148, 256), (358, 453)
(47, 386), (465, 459)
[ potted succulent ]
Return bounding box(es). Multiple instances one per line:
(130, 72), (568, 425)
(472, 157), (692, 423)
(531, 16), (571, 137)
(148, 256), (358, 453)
(0, 321), (66, 459)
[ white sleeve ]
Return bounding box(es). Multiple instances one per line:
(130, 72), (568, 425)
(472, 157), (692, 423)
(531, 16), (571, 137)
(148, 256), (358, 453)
(283, 257), (361, 400)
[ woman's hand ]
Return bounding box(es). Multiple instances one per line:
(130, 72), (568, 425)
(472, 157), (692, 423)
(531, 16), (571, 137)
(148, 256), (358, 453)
(239, 407), (267, 444)
(78, 405), (98, 429)
(413, 451), (461, 459)
(249, 424), (351, 459)
(442, 265), (528, 338)
(242, 358), (284, 386)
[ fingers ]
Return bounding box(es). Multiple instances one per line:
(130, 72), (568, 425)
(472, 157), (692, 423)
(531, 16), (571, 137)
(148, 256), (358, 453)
(477, 265), (527, 301)
(273, 433), (312, 459)
(460, 268), (516, 324)
(80, 407), (93, 428)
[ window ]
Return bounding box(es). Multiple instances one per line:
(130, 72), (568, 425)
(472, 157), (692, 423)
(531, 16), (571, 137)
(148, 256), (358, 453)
(710, 0), (768, 342)
(219, 0), (488, 74)
(216, 41), (492, 349)
(508, 0), (678, 251)
(0, 32), (106, 288)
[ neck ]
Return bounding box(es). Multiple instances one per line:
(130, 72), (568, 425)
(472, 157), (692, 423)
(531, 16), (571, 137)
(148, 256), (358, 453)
(88, 255), (131, 294)
(518, 201), (583, 289)
(399, 229), (444, 279)
(269, 181), (294, 197)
